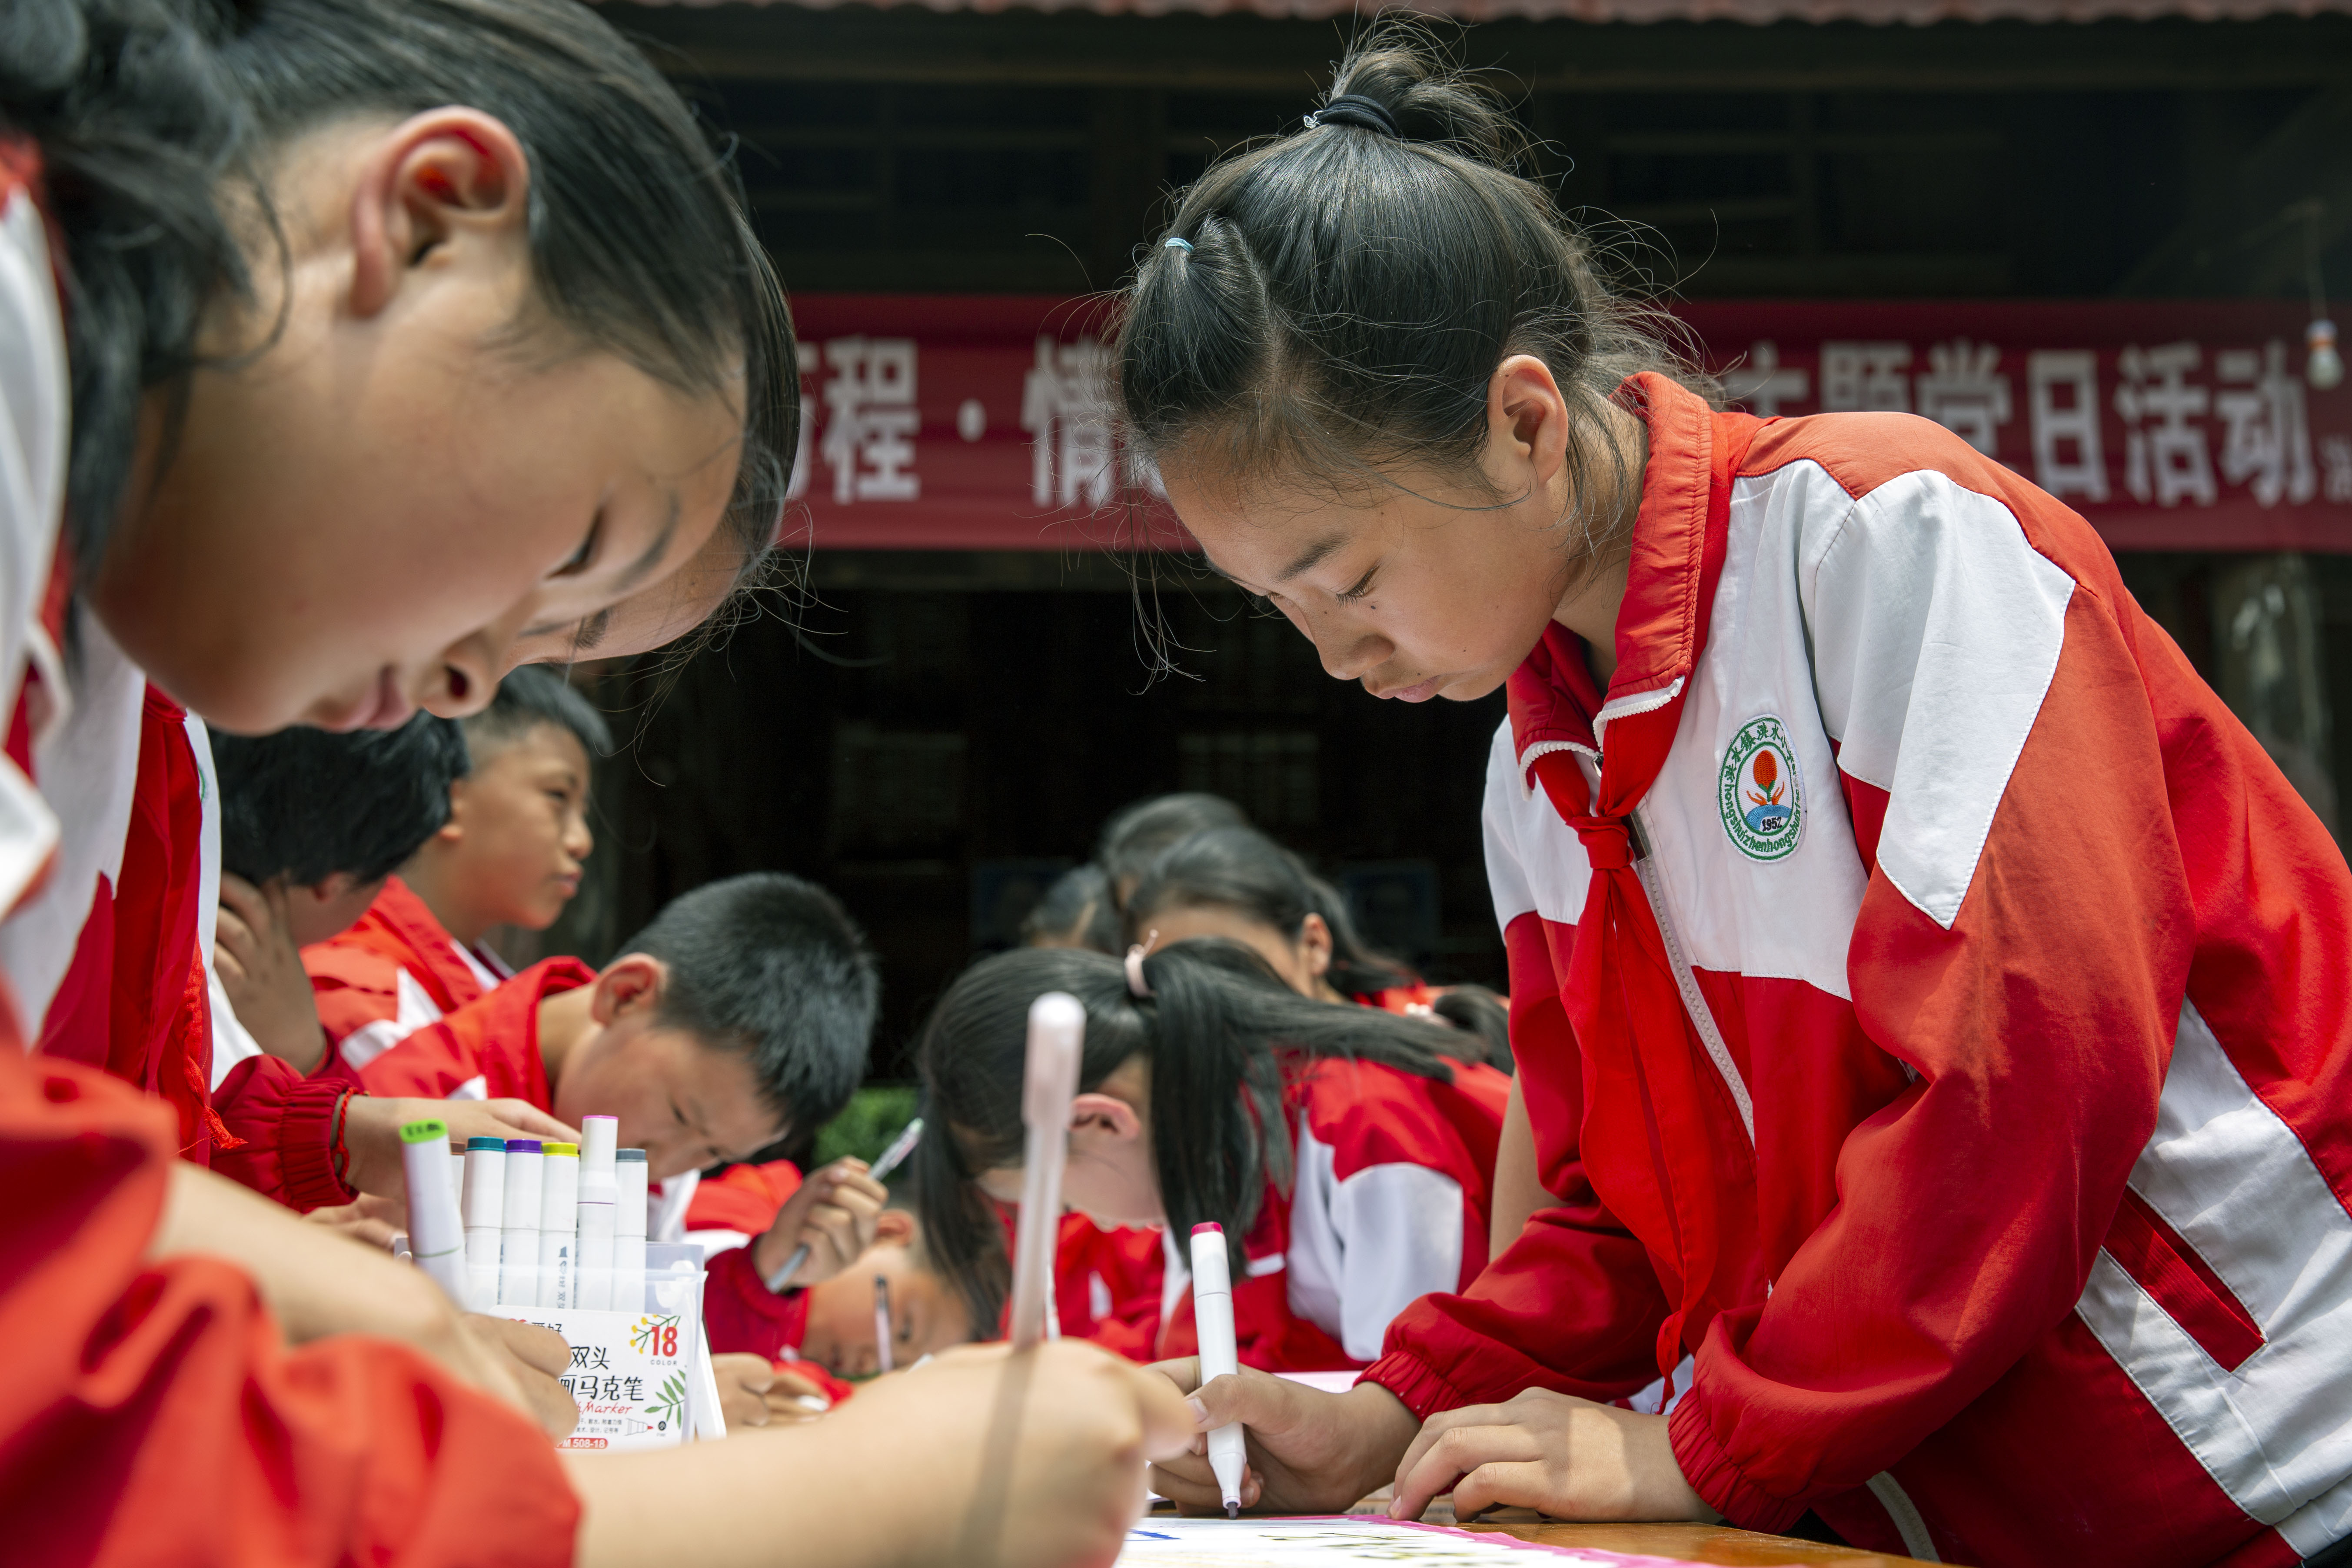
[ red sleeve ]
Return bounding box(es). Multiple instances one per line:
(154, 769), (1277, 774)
(0, 1050), (578, 1566)
(1665, 588), (2192, 1531)
(302, 944), (402, 1049)
(208, 1053), (356, 1212)
(701, 1243), (812, 1361)
(355, 1014), (478, 1101)
(1362, 910), (1669, 1417)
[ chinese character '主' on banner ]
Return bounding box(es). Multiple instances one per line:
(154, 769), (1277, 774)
(783, 296), (2352, 554)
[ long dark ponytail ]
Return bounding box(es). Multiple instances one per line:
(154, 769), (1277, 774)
(0, 0), (792, 592)
(913, 939), (1461, 1336)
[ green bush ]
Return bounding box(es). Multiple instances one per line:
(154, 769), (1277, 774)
(812, 1085), (920, 1174)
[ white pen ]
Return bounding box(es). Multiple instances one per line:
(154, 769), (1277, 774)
(1009, 993), (1084, 1351)
(460, 1136), (506, 1312)
(613, 1148), (649, 1315)
(576, 1114), (618, 1310)
(873, 1274), (895, 1375)
(399, 1119), (469, 1306)
(763, 1115), (926, 1295)
(498, 1139), (544, 1307)
(537, 1141), (580, 1308)
(1189, 1222), (1247, 1518)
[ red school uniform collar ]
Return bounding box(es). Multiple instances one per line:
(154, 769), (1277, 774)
(1505, 372), (1758, 799)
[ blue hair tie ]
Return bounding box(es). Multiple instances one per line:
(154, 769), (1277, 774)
(1164, 236), (1194, 252)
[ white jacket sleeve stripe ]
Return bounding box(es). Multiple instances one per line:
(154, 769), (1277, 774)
(1288, 1119), (1469, 1363)
(1801, 465), (2076, 929)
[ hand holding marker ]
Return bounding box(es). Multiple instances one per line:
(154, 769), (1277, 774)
(1189, 1222), (1248, 1518)
(763, 1114), (927, 1295)
(1010, 992), (1085, 1351)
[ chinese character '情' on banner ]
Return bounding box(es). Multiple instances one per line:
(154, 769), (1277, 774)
(781, 296), (2352, 554)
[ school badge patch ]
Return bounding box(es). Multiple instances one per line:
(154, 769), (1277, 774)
(1720, 716), (1803, 862)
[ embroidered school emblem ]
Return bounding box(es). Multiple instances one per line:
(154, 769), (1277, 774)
(1719, 716), (1803, 862)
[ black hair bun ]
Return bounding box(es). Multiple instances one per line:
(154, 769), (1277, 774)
(1320, 21), (1522, 168)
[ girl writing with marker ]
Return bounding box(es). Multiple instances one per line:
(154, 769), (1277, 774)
(915, 940), (1511, 1371)
(0, 1), (1185, 1562)
(1128, 29), (2352, 1568)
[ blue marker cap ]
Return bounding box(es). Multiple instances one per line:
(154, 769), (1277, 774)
(466, 1136), (505, 1151)
(505, 1139), (543, 1154)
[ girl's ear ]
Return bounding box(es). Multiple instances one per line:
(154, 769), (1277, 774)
(1297, 911), (1335, 981)
(1487, 353), (1573, 489)
(873, 1208), (917, 1246)
(348, 108), (534, 320)
(590, 953), (669, 1025)
(1068, 1092), (1144, 1142)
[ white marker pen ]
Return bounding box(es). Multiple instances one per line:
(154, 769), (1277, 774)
(498, 1139), (544, 1307)
(399, 1119), (468, 1307)
(537, 1141), (580, 1308)
(1190, 1222), (1247, 1518)
(576, 1114), (618, 1310)
(1009, 991), (1085, 1352)
(460, 1137), (506, 1312)
(874, 1274), (895, 1375)
(613, 1148), (649, 1315)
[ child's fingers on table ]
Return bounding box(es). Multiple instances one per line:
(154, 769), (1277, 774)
(1389, 1419), (1539, 1522)
(1393, 1398), (1515, 1481)
(1450, 1458), (1562, 1521)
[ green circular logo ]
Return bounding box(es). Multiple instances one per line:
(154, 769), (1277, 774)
(1720, 716), (1803, 862)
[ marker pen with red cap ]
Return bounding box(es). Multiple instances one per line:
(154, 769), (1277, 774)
(1189, 1221), (1247, 1517)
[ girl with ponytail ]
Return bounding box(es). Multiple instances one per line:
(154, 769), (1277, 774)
(915, 938), (1510, 1373)
(1126, 22), (2352, 1562)
(1127, 824), (1514, 1070)
(0, 4), (1187, 1561)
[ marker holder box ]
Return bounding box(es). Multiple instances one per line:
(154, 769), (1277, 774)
(397, 1239), (714, 1451)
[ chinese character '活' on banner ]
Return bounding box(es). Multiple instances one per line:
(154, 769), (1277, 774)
(781, 296), (2352, 554)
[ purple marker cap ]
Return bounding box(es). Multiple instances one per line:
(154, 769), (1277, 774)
(504, 1139), (543, 1154)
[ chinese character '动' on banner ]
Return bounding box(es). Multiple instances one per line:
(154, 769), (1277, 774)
(782, 296), (2352, 554)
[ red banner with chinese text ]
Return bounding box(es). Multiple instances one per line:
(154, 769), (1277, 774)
(785, 296), (2352, 554)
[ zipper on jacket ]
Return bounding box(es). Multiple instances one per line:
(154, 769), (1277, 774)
(1629, 803), (1757, 1144)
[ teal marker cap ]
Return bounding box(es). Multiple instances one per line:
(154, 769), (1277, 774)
(466, 1136), (505, 1151)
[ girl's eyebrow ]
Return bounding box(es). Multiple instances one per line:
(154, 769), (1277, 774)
(612, 489), (683, 595)
(1275, 532), (1348, 583)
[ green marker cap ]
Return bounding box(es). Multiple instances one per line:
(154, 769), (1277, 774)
(399, 1118), (450, 1144)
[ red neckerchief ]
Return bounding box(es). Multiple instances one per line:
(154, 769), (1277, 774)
(1510, 373), (1758, 1383)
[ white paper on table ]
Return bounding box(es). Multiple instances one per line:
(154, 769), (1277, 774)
(1115, 1517), (1696, 1566)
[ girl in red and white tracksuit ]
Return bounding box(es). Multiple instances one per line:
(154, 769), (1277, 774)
(914, 940), (1511, 1372)
(1110, 31), (2352, 1568)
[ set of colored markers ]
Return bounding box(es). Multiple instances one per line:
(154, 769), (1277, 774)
(397, 1113), (650, 1315)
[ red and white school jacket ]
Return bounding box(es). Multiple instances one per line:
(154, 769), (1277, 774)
(1146, 1053), (1508, 1372)
(1366, 373), (2352, 1568)
(305, 874), (510, 1080)
(361, 957), (705, 1236)
(355, 955), (590, 1106)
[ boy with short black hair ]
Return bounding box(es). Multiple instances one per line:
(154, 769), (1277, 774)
(211, 715), (472, 1072)
(359, 871), (877, 1178)
(358, 871), (902, 1368)
(305, 666), (609, 1070)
